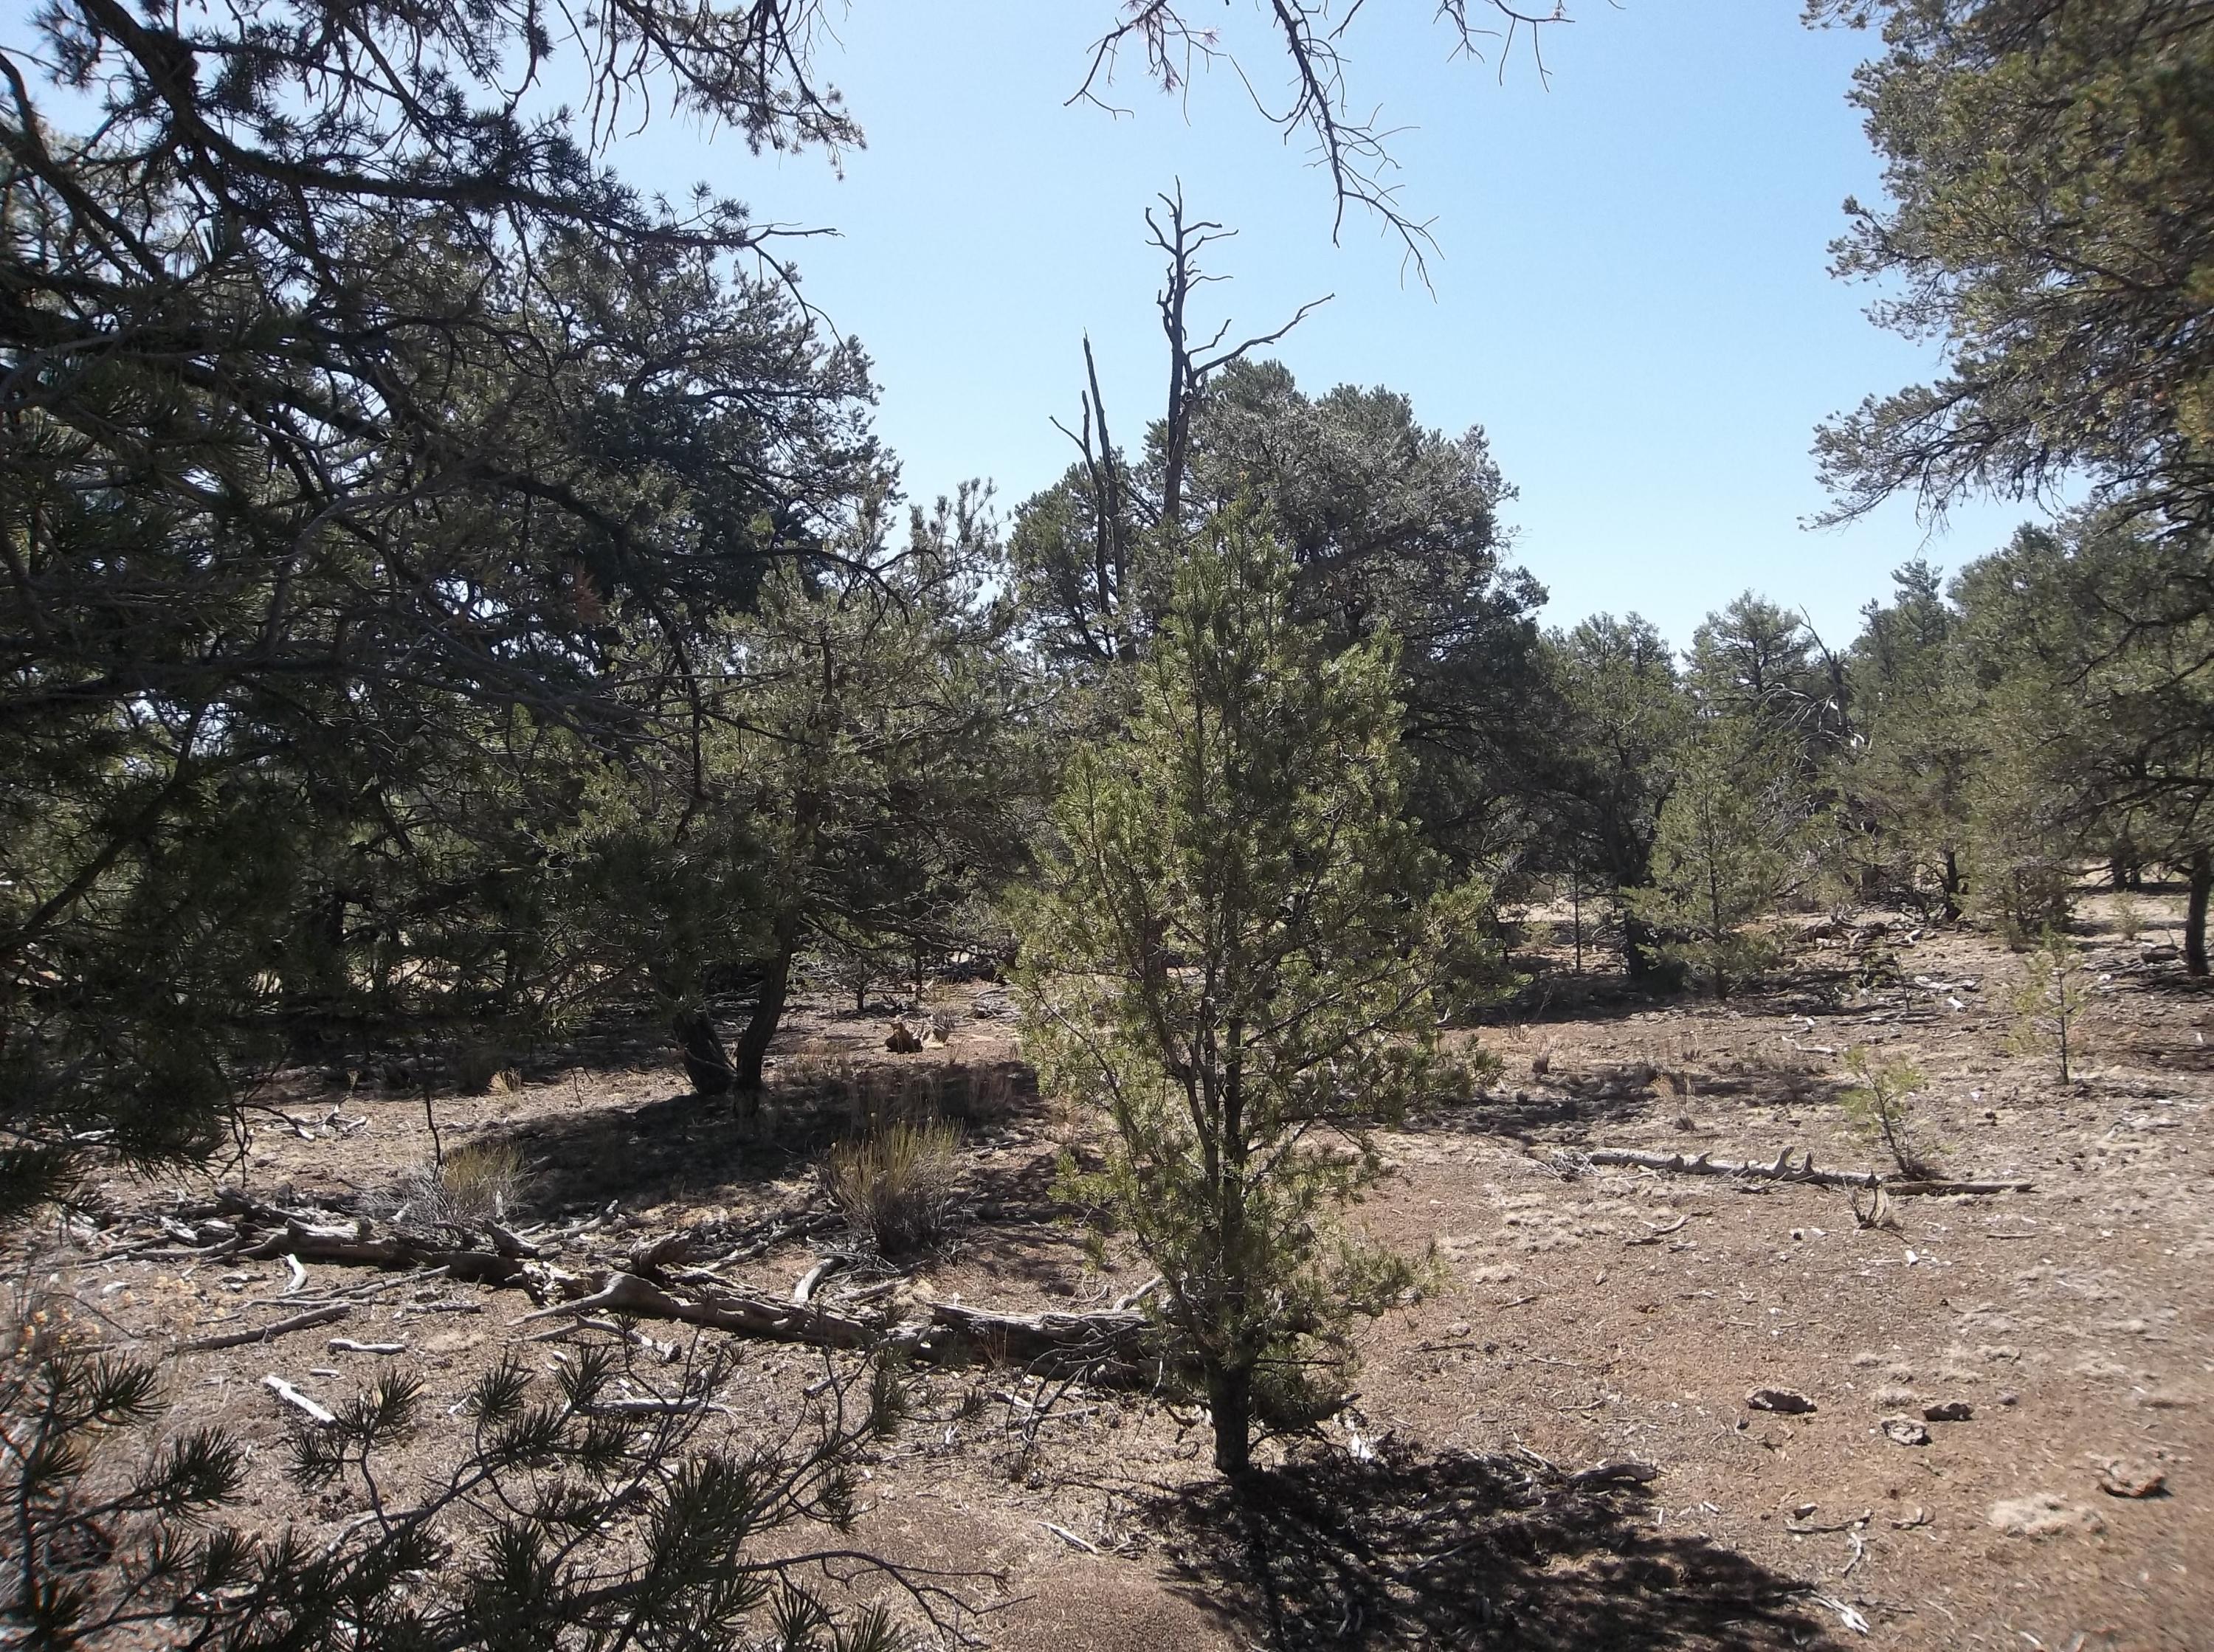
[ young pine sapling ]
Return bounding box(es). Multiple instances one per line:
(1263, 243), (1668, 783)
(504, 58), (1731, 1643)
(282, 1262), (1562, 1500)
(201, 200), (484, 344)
(1838, 1046), (1937, 1179)
(2011, 927), (2094, 1083)
(1017, 517), (1495, 1477)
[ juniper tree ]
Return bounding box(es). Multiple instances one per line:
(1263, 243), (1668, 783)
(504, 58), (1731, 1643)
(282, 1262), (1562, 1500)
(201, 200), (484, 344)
(1017, 516), (1492, 1476)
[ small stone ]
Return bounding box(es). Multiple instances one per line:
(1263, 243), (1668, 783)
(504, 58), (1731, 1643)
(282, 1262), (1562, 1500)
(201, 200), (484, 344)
(1998, 1391), (2020, 1406)
(2094, 1457), (2168, 1499)
(1446, 1320), (1472, 1338)
(1746, 1386), (1817, 1415)
(1923, 1400), (1974, 1423)
(1882, 1416), (1931, 1446)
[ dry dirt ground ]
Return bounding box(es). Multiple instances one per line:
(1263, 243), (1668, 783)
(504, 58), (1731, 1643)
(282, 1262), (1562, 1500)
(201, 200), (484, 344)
(20, 885), (2214, 1652)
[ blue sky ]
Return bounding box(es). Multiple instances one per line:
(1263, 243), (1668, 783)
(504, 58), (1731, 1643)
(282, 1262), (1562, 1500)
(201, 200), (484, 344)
(602, 0), (2050, 653)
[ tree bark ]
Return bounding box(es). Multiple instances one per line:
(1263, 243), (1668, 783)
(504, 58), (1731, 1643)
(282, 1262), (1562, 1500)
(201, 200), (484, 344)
(1621, 909), (1661, 980)
(1939, 849), (1964, 923)
(1209, 1366), (1253, 1476)
(672, 1008), (733, 1098)
(2187, 849), (2210, 978)
(732, 941), (795, 1094)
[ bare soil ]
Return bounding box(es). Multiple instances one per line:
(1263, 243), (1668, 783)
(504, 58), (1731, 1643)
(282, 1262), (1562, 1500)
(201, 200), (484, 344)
(26, 888), (2214, 1652)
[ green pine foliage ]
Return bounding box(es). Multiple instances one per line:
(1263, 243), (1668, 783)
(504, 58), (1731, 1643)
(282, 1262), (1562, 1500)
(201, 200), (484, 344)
(1535, 613), (1691, 978)
(2011, 928), (2096, 1084)
(1, 1303), (928, 1651)
(1846, 561), (1984, 918)
(1811, 1), (2214, 543)
(1838, 1047), (1938, 1179)
(1630, 727), (1801, 1000)
(1015, 516), (1497, 1476)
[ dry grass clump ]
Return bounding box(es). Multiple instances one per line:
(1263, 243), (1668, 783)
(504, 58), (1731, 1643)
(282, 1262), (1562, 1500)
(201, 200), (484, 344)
(383, 1138), (528, 1226)
(821, 1119), (963, 1257)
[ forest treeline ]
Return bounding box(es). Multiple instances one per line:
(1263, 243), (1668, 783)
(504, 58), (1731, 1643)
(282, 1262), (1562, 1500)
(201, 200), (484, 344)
(4, 0), (2212, 1226)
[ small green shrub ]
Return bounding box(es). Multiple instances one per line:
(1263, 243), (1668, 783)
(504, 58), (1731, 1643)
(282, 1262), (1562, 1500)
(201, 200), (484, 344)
(822, 1119), (963, 1257)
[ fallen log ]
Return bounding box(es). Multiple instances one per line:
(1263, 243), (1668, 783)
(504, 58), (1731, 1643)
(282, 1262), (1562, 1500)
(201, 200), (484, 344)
(1556, 1147), (2032, 1195)
(913, 1302), (1154, 1382)
(522, 1272), (878, 1350)
(142, 1197), (1165, 1389)
(522, 1273), (1159, 1383)
(241, 1219), (530, 1285)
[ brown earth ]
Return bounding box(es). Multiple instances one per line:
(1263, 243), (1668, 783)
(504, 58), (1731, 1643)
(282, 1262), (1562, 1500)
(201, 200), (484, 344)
(21, 885), (2214, 1652)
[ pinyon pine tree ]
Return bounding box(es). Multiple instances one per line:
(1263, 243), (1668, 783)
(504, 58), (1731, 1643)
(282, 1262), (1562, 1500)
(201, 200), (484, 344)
(1631, 727), (1801, 1000)
(1018, 516), (1491, 1476)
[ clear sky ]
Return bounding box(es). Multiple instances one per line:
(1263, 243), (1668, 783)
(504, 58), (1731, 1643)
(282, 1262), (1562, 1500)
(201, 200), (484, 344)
(620, 1), (2044, 652)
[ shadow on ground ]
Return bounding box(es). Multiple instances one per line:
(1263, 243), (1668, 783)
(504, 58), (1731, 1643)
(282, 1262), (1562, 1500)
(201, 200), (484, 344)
(497, 1058), (1044, 1213)
(1148, 1442), (1831, 1651)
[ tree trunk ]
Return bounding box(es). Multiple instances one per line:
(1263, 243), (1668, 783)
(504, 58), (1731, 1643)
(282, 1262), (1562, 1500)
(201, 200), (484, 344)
(1939, 849), (1964, 923)
(672, 1009), (733, 1099)
(1209, 1366), (1253, 1476)
(1621, 909), (1660, 980)
(2187, 849), (2210, 978)
(733, 942), (796, 1094)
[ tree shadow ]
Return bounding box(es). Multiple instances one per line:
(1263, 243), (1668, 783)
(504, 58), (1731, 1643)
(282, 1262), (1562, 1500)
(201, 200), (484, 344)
(492, 1057), (1048, 1215)
(1148, 1442), (1832, 1651)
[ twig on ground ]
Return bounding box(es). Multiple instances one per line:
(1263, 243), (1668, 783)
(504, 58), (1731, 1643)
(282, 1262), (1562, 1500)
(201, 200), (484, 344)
(1041, 1522), (1100, 1555)
(262, 1373), (337, 1425)
(184, 1303), (351, 1352)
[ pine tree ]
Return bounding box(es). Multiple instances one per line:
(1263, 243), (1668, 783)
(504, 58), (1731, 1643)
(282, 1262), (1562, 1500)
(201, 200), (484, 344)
(1630, 727), (1800, 1000)
(1016, 515), (1492, 1476)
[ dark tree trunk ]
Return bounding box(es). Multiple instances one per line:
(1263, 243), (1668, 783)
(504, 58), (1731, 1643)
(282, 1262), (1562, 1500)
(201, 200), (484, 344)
(1939, 849), (1964, 923)
(2187, 849), (2210, 978)
(672, 1009), (733, 1098)
(733, 942), (796, 1094)
(1621, 910), (1661, 980)
(1209, 1366), (1253, 1476)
